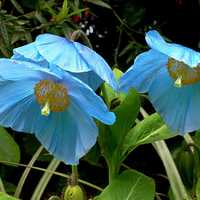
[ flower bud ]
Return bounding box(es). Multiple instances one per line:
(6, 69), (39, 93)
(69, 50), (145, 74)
(64, 185), (85, 200)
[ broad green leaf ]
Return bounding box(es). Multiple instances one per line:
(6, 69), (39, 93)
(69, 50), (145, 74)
(0, 192), (19, 200)
(0, 127), (20, 163)
(110, 88), (140, 148)
(87, 0), (112, 9)
(95, 169), (155, 200)
(99, 89), (140, 159)
(122, 113), (175, 157)
(99, 89), (140, 180)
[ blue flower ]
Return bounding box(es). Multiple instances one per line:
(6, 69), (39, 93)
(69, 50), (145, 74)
(120, 30), (200, 134)
(12, 33), (117, 91)
(0, 58), (115, 164)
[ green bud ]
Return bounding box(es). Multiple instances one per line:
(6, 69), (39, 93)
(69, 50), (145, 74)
(64, 185), (85, 200)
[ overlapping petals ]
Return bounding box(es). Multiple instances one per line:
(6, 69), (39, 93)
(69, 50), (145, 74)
(119, 30), (200, 134)
(0, 59), (115, 164)
(145, 30), (200, 67)
(12, 33), (117, 90)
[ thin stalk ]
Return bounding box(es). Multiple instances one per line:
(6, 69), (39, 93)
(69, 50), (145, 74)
(140, 107), (190, 200)
(0, 177), (6, 193)
(30, 158), (60, 200)
(184, 133), (195, 153)
(0, 160), (103, 192)
(153, 141), (189, 200)
(71, 165), (78, 185)
(14, 146), (43, 198)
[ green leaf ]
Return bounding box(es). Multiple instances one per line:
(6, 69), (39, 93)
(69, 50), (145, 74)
(55, 0), (69, 22)
(87, 0), (112, 9)
(122, 113), (175, 156)
(95, 169), (155, 200)
(99, 88), (140, 158)
(0, 192), (19, 200)
(99, 89), (140, 181)
(0, 127), (20, 163)
(0, 20), (9, 47)
(110, 88), (140, 148)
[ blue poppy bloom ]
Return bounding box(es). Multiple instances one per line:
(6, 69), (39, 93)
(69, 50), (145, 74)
(0, 58), (115, 164)
(11, 33), (117, 91)
(120, 30), (200, 134)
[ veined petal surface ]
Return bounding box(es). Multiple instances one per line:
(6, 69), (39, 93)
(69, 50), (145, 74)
(0, 92), (98, 164)
(12, 42), (49, 67)
(148, 67), (200, 134)
(0, 59), (60, 81)
(119, 49), (167, 93)
(61, 71), (116, 125)
(36, 33), (117, 90)
(35, 101), (98, 164)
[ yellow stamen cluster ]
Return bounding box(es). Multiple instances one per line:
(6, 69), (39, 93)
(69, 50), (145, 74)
(167, 58), (200, 87)
(34, 80), (69, 115)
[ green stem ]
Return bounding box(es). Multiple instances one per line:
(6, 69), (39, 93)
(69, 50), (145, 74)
(0, 177), (6, 193)
(30, 158), (60, 200)
(184, 133), (195, 153)
(0, 160), (103, 192)
(108, 165), (119, 183)
(70, 29), (93, 48)
(140, 107), (190, 200)
(153, 141), (189, 200)
(71, 165), (78, 185)
(14, 146), (43, 198)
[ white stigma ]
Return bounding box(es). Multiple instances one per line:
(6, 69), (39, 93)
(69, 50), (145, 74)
(41, 102), (50, 116)
(174, 76), (182, 88)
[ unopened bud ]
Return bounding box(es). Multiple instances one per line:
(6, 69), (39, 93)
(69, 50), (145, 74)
(64, 185), (85, 200)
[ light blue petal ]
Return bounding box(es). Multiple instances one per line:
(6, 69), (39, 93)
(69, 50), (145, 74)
(49, 64), (103, 90)
(0, 59), (115, 125)
(12, 42), (49, 67)
(0, 95), (38, 132)
(0, 59), (61, 81)
(148, 67), (200, 134)
(145, 30), (200, 67)
(34, 100), (98, 164)
(61, 71), (116, 125)
(70, 71), (103, 90)
(0, 92), (98, 164)
(36, 33), (117, 90)
(119, 49), (168, 93)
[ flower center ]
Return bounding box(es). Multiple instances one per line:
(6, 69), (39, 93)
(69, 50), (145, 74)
(167, 58), (200, 87)
(34, 80), (69, 115)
